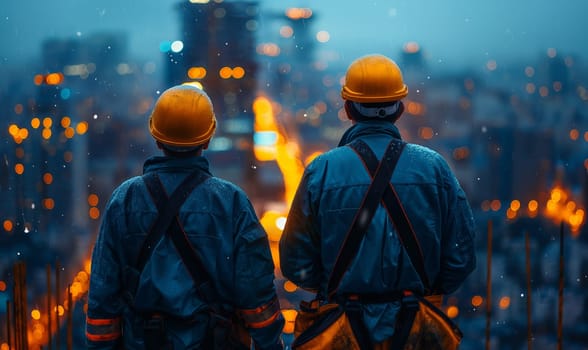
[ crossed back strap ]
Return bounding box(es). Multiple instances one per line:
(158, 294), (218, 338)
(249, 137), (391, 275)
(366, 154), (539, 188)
(135, 171), (213, 297)
(327, 139), (405, 300)
(348, 139), (431, 291)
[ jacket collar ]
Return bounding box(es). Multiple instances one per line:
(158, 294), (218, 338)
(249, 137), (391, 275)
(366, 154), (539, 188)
(337, 121), (402, 147)
(142, 155), (212, 175)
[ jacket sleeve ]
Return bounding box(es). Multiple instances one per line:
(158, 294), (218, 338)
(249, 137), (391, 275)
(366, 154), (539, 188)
(279, 166), (322, 292)
(233, 194), (284, 350)
(434, 170), (477, 294)
(86, 193), (124, 349)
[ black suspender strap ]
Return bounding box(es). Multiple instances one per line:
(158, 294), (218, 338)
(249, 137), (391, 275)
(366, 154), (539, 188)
(327, 139), (405, 300)
(348, 139), (431, 291)
(136, 171), (210, 277)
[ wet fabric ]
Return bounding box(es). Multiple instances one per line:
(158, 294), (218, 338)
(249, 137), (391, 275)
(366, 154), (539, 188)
(280, 121), (476, 343)
(87, 155), (284, 349)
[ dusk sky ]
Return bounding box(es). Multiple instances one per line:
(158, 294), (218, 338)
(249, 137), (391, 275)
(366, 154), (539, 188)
(1, 0), (587, 70)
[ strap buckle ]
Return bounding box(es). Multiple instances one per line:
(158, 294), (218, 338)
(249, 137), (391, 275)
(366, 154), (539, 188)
(143, 313), (166, 332)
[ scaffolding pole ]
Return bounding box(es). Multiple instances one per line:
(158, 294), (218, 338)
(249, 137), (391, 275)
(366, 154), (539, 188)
(485, 220), (493, 350)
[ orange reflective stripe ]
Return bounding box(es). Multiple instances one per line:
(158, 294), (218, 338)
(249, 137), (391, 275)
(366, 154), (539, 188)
(87, 317), (118, 326)
(238, 297), (281, 329)
(86, 331), (121, 342)
(86, 316), (121, 342)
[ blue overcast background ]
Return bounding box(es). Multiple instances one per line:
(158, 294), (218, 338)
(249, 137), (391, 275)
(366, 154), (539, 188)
(1, 0), (588, 69)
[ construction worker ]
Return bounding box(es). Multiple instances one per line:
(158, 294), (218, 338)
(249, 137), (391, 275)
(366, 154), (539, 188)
(279, 54), (476, 347)
(87, 84), (284, 349)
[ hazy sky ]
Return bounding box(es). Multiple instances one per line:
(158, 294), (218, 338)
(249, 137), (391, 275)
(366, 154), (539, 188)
(1, 0), (587, 69)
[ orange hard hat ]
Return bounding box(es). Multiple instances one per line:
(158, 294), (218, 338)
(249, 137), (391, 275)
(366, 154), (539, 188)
(341, 54), (408, 103)
(149, 84), (216, 147)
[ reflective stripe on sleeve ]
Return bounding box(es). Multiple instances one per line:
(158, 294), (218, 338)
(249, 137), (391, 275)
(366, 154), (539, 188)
(86, 316), (122, 342)
(238, 297), (281, 329)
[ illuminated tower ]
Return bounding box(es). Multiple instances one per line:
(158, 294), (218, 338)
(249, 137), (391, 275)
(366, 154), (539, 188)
(165, 0), (260, 189)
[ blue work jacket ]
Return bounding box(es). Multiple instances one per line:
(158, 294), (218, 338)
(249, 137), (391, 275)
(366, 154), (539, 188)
(279, 121), (476, 343)
(87, 155), (284, 349)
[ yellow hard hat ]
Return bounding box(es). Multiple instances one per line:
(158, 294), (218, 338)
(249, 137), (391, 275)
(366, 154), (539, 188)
(149, 84), (216, 147)
(341, 54), (408, 103)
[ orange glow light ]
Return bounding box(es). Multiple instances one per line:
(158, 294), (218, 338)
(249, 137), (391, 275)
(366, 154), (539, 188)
(260, 210), (285, 242)
(499, 296), (510, 309)
(57, 305), (65, 316)
(406, 101), (425, 115)
(61, 116), (71, 128)
(45, 72), (64, 85)
(452, 147), (470, 161)
(510, 200), (521, 211)
(187, 66), (207, 79)
(446, 306), (459, 318)
(570, 129), (579, 140)
(490, 200), (501, 211)
(471, 295), (483, 307)
(17, 128), (29, 139)
(506, 208), (516, 220)
(65, 127), (75, 138)
(31, 118), (41, 129)
(219, 67), (232, 79)
(31, 309), (41, 320)
(2, 220), (13, 232)
(285, 8), (312, 20)
(14, 103), (23, 115)
(43, 198), (55, 210)
(543, 186), (584, 235)
(88, 194), (99, 207)
(33, 74), (44, 85)
(253, 94), (309, 267)
(481, 200), (490, 211)
(14, 163), (24, 175)
(43, 117), (52, 128)
(0, 280), (6, 291)
(89, 207), (100, 220)
(43, 173), (53, 185)
(418, 127), (434, 140)
(8, 124), (19, 136)
(76, 121), (89, 135)
(232, 66), (245, 79)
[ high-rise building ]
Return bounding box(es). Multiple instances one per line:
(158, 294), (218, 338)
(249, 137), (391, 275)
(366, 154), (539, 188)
(166, 0), (260, 190)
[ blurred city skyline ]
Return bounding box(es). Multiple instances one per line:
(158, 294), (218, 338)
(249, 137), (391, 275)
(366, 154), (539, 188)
(1, 1), (587, 348)
(2, 0), (588, 71)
